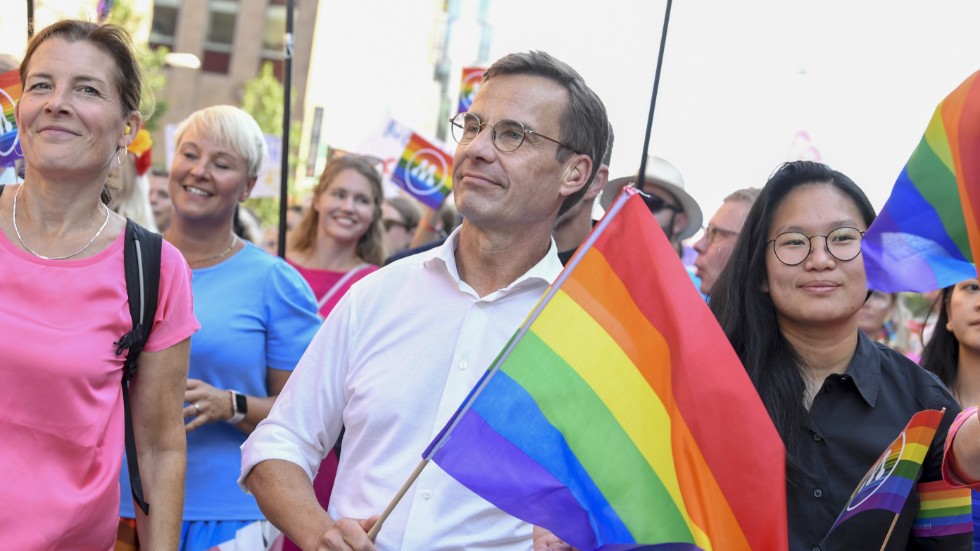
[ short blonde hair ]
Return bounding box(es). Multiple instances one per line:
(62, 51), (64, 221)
(174, 105), (267, 179)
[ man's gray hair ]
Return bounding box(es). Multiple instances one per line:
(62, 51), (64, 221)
(724, 187), (762, 205)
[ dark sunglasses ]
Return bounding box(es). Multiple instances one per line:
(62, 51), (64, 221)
(635, 188), (681, 214)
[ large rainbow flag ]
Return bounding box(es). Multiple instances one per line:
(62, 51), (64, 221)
(0, 68), (22, 168)
(862, 71), (980, 292)
(425, 188), (787, 550)
(822, 409), (971, 547)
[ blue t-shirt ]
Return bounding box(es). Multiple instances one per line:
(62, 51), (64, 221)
(121, 243), (320, 520)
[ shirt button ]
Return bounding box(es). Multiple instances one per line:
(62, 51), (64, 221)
(813, 433), (823, 442)
(422, 490), (432, 499)
(459, 360), (468, 370)
(812, 546), (822, 551)
(813, 488), (823, 498)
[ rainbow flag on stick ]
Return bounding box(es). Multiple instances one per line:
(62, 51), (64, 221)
(862, 71), (980, 292)
(424, 188), (787, 550)
(0, 69), (23, 168)
(821, 409), (970, 547)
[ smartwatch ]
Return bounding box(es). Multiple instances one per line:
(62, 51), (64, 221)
(228, 390), (247, 424)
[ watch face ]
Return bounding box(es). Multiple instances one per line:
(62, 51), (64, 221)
(234, 392), (248, 414)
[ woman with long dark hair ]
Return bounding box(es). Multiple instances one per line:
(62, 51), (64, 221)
(710, 161), (962, 548)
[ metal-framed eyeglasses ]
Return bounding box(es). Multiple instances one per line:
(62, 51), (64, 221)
(449, 112), (580, 154)
(766, 226), (865, 266)
(701, 224), (738, 246)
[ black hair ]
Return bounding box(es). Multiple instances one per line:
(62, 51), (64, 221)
(921, 286), (959, 387)
(709, 161), (876, 482)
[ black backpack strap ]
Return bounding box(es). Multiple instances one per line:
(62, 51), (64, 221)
(114, 220), (162, 515)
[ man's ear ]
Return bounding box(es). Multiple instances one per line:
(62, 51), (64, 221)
(582, 165), (608, 201)
(560, 154), (592, 198)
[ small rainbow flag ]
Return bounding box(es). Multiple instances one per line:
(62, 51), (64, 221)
(0, 68), (23, 168)
(425, 188), (787, 550)
(862, 70), (980, 292)
(822, 409), (945, 543)
(457, 67), (485, 114)
(391, 132), (452, 209)
(911, 480), (972, 539)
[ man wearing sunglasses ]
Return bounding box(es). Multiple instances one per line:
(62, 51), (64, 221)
(242, 51), (609, 551)
(601, 155), (703, 256)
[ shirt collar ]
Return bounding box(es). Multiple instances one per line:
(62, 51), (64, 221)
(843, 331), (882, 406)
(423, 226), (563, 298)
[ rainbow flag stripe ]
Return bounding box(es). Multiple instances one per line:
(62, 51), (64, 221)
(457, 67), (485, 113)
(0, 68), (23, 168)
(911, 480), (972, 538)
(862, 71), (980, 292)
(391, 132), (452, 209)
(827, 410), (943, 533)
(427, 189), (787, 550)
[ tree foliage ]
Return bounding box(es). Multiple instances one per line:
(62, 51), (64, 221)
(105, 0), (168, 130)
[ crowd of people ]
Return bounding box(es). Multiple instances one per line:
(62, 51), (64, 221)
(1, 17), (979, 551)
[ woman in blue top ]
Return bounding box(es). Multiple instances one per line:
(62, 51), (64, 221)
(119, 105), (320, 550)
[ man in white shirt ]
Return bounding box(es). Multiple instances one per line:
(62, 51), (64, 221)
(240, 51), (609, 551)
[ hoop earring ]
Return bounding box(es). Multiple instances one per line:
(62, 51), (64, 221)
(116, 148), (125, 166)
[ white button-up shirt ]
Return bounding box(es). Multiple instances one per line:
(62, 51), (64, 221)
(241, 229), (563, 550)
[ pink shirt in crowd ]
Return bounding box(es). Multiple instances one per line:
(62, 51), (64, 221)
(0, 228), (199, 550)
(287, 261), (378, 318)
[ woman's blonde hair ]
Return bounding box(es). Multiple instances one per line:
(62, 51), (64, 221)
(174, 105), (267, 179)
(290, 155), (386, 266)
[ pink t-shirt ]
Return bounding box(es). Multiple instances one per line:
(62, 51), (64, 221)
(0, 227), (199, 550)
(287, 261), (378, 318)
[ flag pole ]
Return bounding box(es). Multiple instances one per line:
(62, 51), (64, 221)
(365, 459), (429, 541)
(276, 0), (295, 258)
(635, 0), (673, 192)
(879, 515), (900, 551)
(26, 0), (34, 39)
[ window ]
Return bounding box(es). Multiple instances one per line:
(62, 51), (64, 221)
(150, 0), (180, 49)
(203, 0), (239, 74)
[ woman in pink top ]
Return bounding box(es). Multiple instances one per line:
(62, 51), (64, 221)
(286, 155), (385, 318)
(0, 20), (197, 549)
(280, 155), (385, 551)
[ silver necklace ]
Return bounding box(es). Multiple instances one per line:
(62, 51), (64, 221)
(186, 234), (239, 266)
(12, 184), (111, 260)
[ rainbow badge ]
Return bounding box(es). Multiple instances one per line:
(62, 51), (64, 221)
(391, 132), (453, 209)
(457, 67), (486, 113)
(0, 68), (23, 168)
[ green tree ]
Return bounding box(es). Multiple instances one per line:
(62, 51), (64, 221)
(106, 0), (169, 129)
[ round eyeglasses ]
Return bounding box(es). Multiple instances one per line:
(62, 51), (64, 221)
(766, 226), (865, 266)
(449, 112), (580, 154)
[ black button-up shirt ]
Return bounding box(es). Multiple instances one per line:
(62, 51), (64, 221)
(789, 332), (966, 550)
